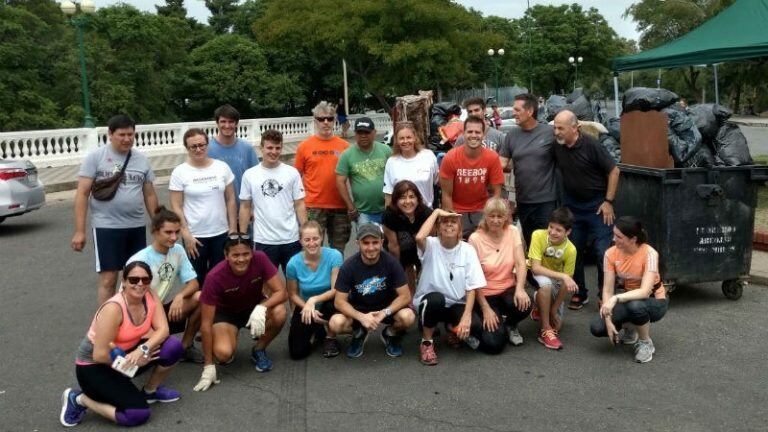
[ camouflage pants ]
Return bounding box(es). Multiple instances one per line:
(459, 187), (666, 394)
(307, 208), (351, 255)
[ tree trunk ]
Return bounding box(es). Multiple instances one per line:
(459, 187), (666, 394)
(683, 66), (701, 102)
(373, 92), (391, 114)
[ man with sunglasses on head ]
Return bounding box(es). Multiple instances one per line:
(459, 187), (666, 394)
(294, 101), (351, 254)
(335, 117), (391, 225)
(193, 234), (287, 392)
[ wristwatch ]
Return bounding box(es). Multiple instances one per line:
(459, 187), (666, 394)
(140, 344), (150, 358)
(383, 308), (392, 317)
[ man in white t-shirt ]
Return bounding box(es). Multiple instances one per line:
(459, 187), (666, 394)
(239, 129), (308, 272)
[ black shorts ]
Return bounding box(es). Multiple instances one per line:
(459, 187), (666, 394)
(163, 301), (189, 335)
(93, 226), (146, 272)
(253, 241), (302, 272)
(213, 307), (252, 328)
(352, 314), (395, 331)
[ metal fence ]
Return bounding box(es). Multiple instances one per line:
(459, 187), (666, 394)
(441, 86), (529, 106)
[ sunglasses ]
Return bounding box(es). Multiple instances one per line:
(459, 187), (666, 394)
(315, 116), (335, 123)
(187, 143), (208, 151)
(127, 276), (152, 285)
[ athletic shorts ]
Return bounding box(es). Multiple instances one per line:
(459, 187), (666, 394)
(532, 275), (565, 318)
(163, 301), (189, 335)
(93, 227), (146, 272)
(213, 307), (253, 329)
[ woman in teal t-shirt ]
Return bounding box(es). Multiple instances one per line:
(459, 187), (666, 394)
(286, 221), (344, 360)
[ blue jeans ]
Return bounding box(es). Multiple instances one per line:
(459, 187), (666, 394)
(564, 194), (613, 300)
(516, 200), (558, 249)
(358, 212), (383, 225)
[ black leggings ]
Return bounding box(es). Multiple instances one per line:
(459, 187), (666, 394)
(417, 291), (483, 342)
(475, 290), (533, 354)
(590, 298), (669, 337)
(288, 301), (336, 360)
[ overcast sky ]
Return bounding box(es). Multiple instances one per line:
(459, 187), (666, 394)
(98, 0), (641, 41)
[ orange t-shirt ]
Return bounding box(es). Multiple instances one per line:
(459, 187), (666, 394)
(294, 135), (349, 209)
(468, 225), (523, 296)
(439, 147), (504, 212)
(603, 244), (666, 300)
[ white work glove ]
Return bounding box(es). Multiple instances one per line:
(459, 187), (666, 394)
(246, 304), (267, 338)
(193, 365), (220, 392)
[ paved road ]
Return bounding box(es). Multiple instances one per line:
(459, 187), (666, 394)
(1, 186), (767, 431)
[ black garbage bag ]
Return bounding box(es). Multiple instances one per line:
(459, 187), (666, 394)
(682, 146), (717, 168)
(566, 88), (586, 103)
(598, 133), (621, 163)
(622, 87), (679, 113)
(713, 123), (753, 166)
(429, 102), (461, 151)
(565, 95), (594, 121)
(546, 95), (567, 121)
(688, 103), (733, 142)
(663, 107), (702, 166)
(605, 117), (621, 141)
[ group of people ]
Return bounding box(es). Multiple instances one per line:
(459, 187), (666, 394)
(60, 97), (669, 428)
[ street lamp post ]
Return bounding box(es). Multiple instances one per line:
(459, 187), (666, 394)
(60, 0), (96, 128)
(568, 56), (583, 92)
(487, 48), (504, 103)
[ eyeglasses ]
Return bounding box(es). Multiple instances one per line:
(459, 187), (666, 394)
(315, 116), (335, 123)
(127, 276), (152, 285)
(187, 143), (208, 151)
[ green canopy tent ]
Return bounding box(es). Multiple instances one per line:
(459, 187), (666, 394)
(610, 0), (768, 116)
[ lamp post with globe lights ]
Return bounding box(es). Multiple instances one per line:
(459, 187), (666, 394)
(60, 0), (96, 128)
(487, 48), (505, 103)
(568, 56), (583, 92)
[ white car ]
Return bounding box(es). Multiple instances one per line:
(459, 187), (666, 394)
(0, 159), (45, 224)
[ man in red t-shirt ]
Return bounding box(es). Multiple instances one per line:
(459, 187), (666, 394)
(440, 115), (504, 239)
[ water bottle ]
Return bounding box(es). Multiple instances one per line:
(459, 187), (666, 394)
(109, 342), (126, 361)
(466, 336), (480, 350)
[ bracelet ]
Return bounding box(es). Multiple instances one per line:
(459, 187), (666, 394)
(604, 198), (614, 204)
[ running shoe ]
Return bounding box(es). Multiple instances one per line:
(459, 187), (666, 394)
(380, 328), (404, 357)
(419, 341), (438, 366)
(143, 385), (181, 403)
(322, 337), (340, 358)
(568, 294), (589, 310)
(619, 327), (639, 345)
(251, 349), (273, 372)
(346, 328), (369, 358)
(538, 329), (563, 350)
(508, 326), (524, 346)
(530, 305), (541, 321)
(634, 339), (655, 363)
(60, 388), (86, 427)
(182, 344), (204, 364)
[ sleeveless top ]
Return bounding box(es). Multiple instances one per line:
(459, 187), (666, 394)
(75, 290), (156, 365)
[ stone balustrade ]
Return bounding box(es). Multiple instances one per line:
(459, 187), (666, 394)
(0, 113), (393, 168)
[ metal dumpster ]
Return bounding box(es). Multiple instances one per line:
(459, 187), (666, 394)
(614, 164), (768, 300)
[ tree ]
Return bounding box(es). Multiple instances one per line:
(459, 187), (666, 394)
(156, 0), (187, 19)
(206, 0), (239, 34)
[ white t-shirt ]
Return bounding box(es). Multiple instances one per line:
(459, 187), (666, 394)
(240, 162), (305, 245)
(383, 150), (439, 207)
(413, 236), (486, 307)
(169, 160), (234, 238)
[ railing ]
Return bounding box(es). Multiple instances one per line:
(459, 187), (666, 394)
(0, 113), (393, 168)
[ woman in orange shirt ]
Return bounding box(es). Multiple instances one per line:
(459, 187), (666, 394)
(468, 198), (531, 354)
(590, 216), (669, 363)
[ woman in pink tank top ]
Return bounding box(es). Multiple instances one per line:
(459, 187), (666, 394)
(59, 261), (185, 428)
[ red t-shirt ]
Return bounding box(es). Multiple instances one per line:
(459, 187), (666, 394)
(200, 251), (278, 314)
(294, 135), (349, 208)
(440, 146), (504, 212)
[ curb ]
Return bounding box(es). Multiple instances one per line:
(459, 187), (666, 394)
(729, 118), (768, 128)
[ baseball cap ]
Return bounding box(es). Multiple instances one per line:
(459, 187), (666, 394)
(356, 223), (383, 240)
(354, 117), (375, 132)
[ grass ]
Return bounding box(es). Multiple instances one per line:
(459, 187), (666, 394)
(755, 154), (768, 231)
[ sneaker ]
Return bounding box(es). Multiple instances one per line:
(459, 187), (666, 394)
(634, 339), (655, 363)
(182, 345), (204, 364)
(619, 328), (639, 345)
(508, 326), (524, 346)
(537, 329), (563, 350)
(60, 388), (86, 427)
(446, 329), (461, 348)
(251, 349), (273, 372)
(380, 328), (404, 357)
(322, 337), (340, 358)
(568, 294), (588, 310)
(530, 306), (541, 322)
(346, 328), (369, 358)
(419, 341), (438, 366)
(143, 385), (181, 403)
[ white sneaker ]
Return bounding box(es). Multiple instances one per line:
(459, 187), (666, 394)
(634, 339), (655, 363)
(508, 326), (524, 346)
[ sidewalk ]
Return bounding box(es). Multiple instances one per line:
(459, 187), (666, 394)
(729, 115), (768, 127)
(751, 249), (768, 286)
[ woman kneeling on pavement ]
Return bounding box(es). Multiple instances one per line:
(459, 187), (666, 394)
(590, 216), (669, 363)
(286, 221), (344, 359)
(413, 208), (486, 365)
(60, 261), (183, 427)
(468, 198), (532, 354)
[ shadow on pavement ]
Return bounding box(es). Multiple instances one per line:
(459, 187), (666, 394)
(0, 221), (49, 237)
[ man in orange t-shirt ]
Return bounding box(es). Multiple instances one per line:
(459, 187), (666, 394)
(440, 115), (504, 239)
(295, 101), (350, 253)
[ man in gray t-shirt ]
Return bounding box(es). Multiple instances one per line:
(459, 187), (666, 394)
(455, 97), (506, 153)
(71, 114), (158, 304)
(499, 94), (558, 247)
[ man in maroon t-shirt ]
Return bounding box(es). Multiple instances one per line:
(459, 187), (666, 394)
(193, 234), (287, 392)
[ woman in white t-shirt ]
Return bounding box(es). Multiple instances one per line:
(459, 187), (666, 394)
(169, 129), (237, 285)
(383, 124), (439, 208)
(412, 208), (486, 366)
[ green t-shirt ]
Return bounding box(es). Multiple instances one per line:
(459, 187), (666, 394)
(335, 142), (391, 213)
(527, 229), (577, 275)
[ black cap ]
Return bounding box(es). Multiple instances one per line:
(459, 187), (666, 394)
(354, 117), (375, 132)
(356, 223), (383, 240)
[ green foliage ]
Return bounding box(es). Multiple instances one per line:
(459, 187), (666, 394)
(156, 0), (187, 19)
(205, 0), (238, 34)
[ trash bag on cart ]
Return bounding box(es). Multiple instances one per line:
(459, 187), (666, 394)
(688, 103), (732, 142)
(713, 123), (753, 166)
(663, 106), (702, 165)
(623, 87), (678, 113)
(546, 95), (567, 121)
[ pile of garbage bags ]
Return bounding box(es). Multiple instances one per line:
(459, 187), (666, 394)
(428, 102), (462, 152)
(546, 89), (595, 122)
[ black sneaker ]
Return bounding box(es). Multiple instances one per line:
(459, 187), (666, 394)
(380, 328), (403, 357)
(346, 328), (368, 358)
(322, 337), (340, 358)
